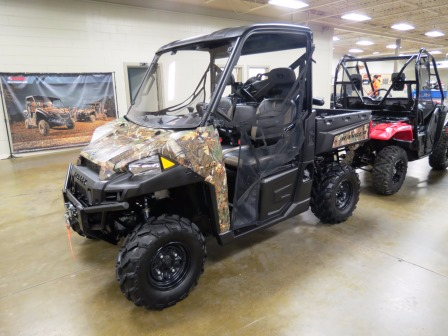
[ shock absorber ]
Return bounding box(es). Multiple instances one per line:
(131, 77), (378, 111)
(143, 197), (150, 220)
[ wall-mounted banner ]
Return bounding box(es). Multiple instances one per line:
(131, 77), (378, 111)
(0, 73), (117, 153)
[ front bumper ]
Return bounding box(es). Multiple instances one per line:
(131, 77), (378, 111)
(62, 163), (129, 239)
(49, 117), (72, 127)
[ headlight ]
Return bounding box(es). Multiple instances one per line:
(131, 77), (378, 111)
(128, 156), (161, 176)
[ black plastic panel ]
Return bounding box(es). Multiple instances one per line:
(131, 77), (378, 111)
(315, 108), (371, 154)
(258, 166), (298, 221)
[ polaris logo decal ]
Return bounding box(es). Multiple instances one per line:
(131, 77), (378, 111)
(74, 172), (88, 186)
(332, 124), (369, 148)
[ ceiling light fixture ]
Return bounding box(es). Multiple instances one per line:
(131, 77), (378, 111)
(373, 52), (380, 55)
(391, 23), (414, 31)
(430, 50), (442, 55)
(425, 30), (445, 37)
(356, 40), (374, 46)
(386, 44), (398, 49)
(333, 36), (340, 41)
(349, 48), (363, 53)
(341, 13), (371, 22)
(268, 0), (309, 9)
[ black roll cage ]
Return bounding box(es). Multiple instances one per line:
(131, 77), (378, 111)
(333, 49), (445, 109)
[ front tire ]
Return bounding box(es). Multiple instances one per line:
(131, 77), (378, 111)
(38, 119), (50, 135)
(90, 114), (96, 122)
(429, 132), (448, 170)
(67, 118), (75, 130)
(116, 215), (206, 310)
(311, 163), (360, 224)
(372, 146), (408, 195)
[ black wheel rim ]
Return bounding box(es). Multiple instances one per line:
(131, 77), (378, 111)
(148, 242), (190, 290)
(392, 159), (405, 184)
(335, 180), (352, 210)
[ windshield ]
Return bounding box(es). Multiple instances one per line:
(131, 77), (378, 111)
(127, 45), (232, 129)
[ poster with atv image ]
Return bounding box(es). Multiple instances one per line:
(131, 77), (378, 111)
(0, 73), (117, 153)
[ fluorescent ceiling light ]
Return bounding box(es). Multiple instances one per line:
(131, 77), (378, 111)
(268, 0), (309, 9)
(349, 48), (363, 53)
(373, 51), (380, 55)
(391, 23), (414, 31)
(425, 30), (445, 37)
(356, 40), (374, 46)
(333, 36), (340, 41)
(386, 44), (398, 49)
(341, 13), (371, 22)
(430, 50), (442, 55)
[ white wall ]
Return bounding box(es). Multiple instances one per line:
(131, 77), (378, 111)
(0, 0), (334, 159)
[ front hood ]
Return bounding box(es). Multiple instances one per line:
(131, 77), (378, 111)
(81, 118), (174, 179)
(80, 118), (231, 233)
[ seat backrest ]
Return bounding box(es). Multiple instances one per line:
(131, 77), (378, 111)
(253, 68), (296, 100)
(231, 104), (257, 134)
(350, 74), (362, 91)
(217, 97), (234, 120)
(251, 99), (296, 144)
(391, 73), (406, 91)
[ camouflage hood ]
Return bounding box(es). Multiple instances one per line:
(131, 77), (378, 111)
(81, 118), (231, 232)
(81, 118), (174, 180)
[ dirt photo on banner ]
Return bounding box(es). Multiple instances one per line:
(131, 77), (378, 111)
(0, 73), (117, 153)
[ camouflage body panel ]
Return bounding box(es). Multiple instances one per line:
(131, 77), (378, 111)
(81, 118), (230, 232)
(332, 124), (370, 148)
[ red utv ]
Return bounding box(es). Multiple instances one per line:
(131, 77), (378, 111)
(333, 49), (448, 195)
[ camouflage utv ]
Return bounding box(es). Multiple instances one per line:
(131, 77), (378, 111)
(63, 23), (371, 310)
(75, 101), (107, 122)
(24, 95), (75, 135)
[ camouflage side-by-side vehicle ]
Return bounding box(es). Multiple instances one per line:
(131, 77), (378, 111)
(24, 95), (75, 135)
(63, 23), (372, 310)
(75, 101), (107, 122)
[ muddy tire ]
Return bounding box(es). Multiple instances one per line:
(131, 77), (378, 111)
(67, 118), (75, 130)
(25, 119), (31, 129)
(429, 132), (448, 170)
(372, 146), (408, 195)
(116, 215), (206, 310)
(38, 119), (50, 136)
(90, 114), (96, 122)
(311, 163), (360, 224)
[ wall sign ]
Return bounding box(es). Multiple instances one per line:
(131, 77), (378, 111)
(0, 73), (117, 154)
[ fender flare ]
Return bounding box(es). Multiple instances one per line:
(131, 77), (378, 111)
(370, 122), (413, 141)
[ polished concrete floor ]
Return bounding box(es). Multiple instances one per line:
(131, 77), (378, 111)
(1, 149), (448, 336)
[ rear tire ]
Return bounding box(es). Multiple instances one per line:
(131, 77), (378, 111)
(429, 132), (448, 170)
(311, 163), (360, 224)
(116, 215), (206, 310)
(372, 146), (408, 195)
(38, 119), (49, 136)
(25, 119), (31, 129)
